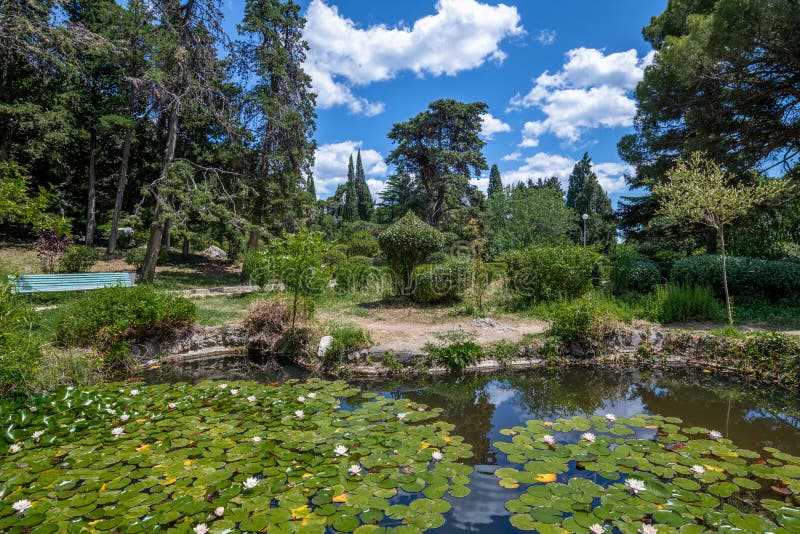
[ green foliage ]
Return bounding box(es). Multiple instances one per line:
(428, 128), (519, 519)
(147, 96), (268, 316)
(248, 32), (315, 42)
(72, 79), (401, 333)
(57, 245), (98, 273)
(325, 324), (373, 363)
(378, 212), (444, 296)
(546, 298), (618, 353)
(0, 379), (474, 530)
(424, 329), (484, 372)
(741, 332), (800, 388)
(354, 150), (374, 221)
(55, 286), (196, 366)
(0, 161), (70, 234)
(334, 256), (384, 293)
(487, 164), (502, 198)
(413, 257), (474, 304)
(645, 284), (724, 324)
(565, 153), (616, 251)
(610, 256), (661, 294)
(345, 231), (379, 257)
(503, 245), (598, 304)
(671, 254), (800, 302)
(0, 281), (43, 395)
(494, 413), (800, 533)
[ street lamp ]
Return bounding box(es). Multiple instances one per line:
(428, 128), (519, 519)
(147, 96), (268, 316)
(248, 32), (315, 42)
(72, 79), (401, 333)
(582, 213), (589, 246)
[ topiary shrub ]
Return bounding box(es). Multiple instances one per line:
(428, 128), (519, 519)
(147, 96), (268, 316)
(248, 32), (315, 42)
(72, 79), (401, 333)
(378, 212), (444, 297)
(55, 286), (196, 368)
(412, 257), (473, 304)
(671, 254), (800, 302)
(346, 231), (380, 258)
(58, 245), (98, 273)
(610, 256), (661, 294)
(503, 244), (597, 304)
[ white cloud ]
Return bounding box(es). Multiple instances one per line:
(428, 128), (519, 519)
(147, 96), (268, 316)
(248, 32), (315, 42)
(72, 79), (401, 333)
(509, 47), (654, 144)
(501, 151), (521, 161)
(304, 0), (524, 115)
(535, 29), (556, 46)
(312, 141), (388, 198)
(480, 113), (511, 139)
(501, 152), (632, 193)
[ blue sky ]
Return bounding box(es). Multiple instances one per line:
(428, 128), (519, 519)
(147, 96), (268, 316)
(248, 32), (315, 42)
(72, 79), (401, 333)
(221, 0), (667, 204)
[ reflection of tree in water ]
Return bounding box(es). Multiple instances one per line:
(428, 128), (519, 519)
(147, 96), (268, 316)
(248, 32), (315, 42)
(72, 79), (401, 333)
(353, 374), (497, 465)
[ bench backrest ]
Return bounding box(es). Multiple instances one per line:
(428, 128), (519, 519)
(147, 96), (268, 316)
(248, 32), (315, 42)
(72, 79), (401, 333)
(8, 272), (136, 294)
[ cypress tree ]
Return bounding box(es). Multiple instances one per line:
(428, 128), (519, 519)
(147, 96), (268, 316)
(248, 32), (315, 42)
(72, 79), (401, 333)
(355, 149), (373, 220)
(565, 152), (616, 251)
(487, 164), (502, 198)
(342, 154), (357, 222)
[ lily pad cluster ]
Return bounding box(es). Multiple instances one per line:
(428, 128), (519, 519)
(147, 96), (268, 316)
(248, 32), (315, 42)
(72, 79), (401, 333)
(0, 379), (473, 533)
(493, 414), (800, 533)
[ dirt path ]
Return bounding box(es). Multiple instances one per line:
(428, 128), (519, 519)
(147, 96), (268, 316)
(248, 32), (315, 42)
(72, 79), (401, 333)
(318, 308), (548, 352)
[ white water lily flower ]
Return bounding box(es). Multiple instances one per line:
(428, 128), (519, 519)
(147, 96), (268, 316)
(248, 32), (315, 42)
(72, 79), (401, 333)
(193, 524), (209, 534)
(639, 525), (657, 534)
(334, 445), (348, 457)
(120, 414), (130, 422)
(243, 477), (259, 489)
(431, 451), (443, 461)
(31, 430), (44, 442)
(214, 506), (224, 517)
(307, 392), (316, 398)
(130, 389), (139, 396)
(348, 464), (362, 476)
(247, 395), (257, 403)
(297, 396), (305, 403)
(29, 406), (37, 413)
(8, 443), (22, 454)
(230, 389), (238, 395)
(167, 402), (177, 410)
(605, 413), (617, 422)
(542, 435), (555, 445)
(294, 410), (304, 419)
(590, 524), (605, 534)
(692, 465), (706, 474)
(626, 478), (646, 494)
(106, 408), (117, 415)
(581, 432), (596, 443)
(252, 436), (262, 443)
(396, 412), (408, 421)
(709, 430), (723, 440)
(111, 427), (125, 437)
(12, 499), (31, 514)
(219, 383), (228, 389)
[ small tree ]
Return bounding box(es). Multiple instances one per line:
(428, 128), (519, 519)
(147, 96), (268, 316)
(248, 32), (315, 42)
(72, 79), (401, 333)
(653, 153), (791, 324)
(249, 230), (332, 332)
(378, 212), (444, 297)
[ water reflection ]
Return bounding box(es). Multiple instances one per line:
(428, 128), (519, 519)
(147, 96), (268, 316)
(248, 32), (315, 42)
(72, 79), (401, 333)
(145, 358), (800, 534)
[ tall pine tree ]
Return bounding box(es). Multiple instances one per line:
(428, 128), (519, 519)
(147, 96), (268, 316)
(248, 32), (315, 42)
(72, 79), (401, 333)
(342, 154), (357, 222)
(487, 164), (502, 198)
(565, 153), (616, 251)
(355, 149), (373, 221)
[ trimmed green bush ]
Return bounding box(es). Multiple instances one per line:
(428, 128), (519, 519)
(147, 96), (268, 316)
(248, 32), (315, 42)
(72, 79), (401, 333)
(610, 256), (661, 293)
(645, 283), (724, 323)
(0, 281), (43, 395)
(335, 256), (378, 292)
(55, 286), (197, 366)
(412, 257), (473, 304)
(546, 298), (618, 354)
(503, 245), (597, 304)
(58, 245), (98, 273)
(378, 212), (444, 296)
(671, 254), (800, 302)
(346, 231), (380, 258)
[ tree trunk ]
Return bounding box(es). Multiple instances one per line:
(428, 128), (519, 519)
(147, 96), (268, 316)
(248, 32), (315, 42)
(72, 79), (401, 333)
(163, 217), (171, 250)
(85, 129), (98, 246)
(141, 103), (179, 282)
(182, 237), (190, 258)
(719, 225), (734, 325)
(107, 128), (132, 255)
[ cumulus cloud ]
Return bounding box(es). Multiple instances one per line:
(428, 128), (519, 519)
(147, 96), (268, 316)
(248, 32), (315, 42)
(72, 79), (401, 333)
(312, 141), (388, 198)
(499, 152), (632, 193)
(501, 151), (521, 161)
(509, 47), (655, 145)
(535, 29), (556, 46)
(480, 113), (511, 139)
(304, 0), (524, 115)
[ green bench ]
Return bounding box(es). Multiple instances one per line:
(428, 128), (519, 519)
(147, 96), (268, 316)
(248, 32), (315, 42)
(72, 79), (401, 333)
(8, 272), (136, 294)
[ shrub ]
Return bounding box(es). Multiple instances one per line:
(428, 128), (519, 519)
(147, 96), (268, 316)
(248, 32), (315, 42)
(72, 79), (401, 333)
(325, 324), (373, 363)
(55, 286), (197, 367)
(35, 230), (72, 273)
(346, 231), (380, 258)
(742, 332), (800, 387)
(412, 257), (473, 304)
(58, 245), (98, 273)
(378, 212), (444, 296)
(546, 298), (618, 354)
(424, 329), (484, 371)
(503, 244), (597, 304)
(671, 254), (800, 302)
(335, 256), (382, 292)
(645, 284), (724, 323)
(0, 281), (43, 395)
(610, 256), (661, 293)
(242, 299), (291, 336)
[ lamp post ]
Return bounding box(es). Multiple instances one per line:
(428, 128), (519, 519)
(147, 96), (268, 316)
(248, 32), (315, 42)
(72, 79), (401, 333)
(582, 213), (589, 246)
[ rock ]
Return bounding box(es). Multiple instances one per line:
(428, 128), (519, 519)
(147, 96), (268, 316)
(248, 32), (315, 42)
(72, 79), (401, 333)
(317, 336), (334, 359)
(201, 245), (228, 260)
(472, 317), (514, 332)
(116, 227), (135, 249)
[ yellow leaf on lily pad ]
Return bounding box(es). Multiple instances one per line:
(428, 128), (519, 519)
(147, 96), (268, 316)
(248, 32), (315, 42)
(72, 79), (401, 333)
(99, 483), (106, 493)
(704, 464), (725, 472)
(291, 505), (310, 520)
(542, 422), (553, 427)
(536, 473), (557, 483)
(183, 459), (195, 466)
(136, 443), (151, 452)
(332, 493), (348, 503)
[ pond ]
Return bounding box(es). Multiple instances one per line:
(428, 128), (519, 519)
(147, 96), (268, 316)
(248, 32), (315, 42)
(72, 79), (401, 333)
(143, 357), (800, 533)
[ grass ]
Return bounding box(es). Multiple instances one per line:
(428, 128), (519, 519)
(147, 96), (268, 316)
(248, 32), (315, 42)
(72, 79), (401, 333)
(195, 292), (270, 326)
